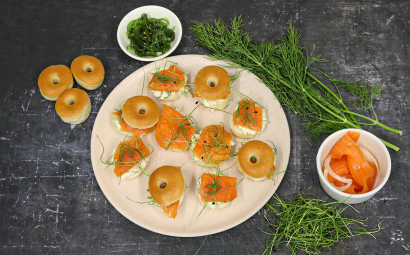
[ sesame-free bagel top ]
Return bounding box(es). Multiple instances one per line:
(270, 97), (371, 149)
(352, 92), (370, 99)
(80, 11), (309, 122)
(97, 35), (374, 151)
(55, 88), (90, 118)
(238, 140), (275, 179)
(122, 96), (160, 129)
(148, 166), (184, 206)
(38, 65), (73, 100)
(71, 55), (105, 88)
(194, 66), (231, 100)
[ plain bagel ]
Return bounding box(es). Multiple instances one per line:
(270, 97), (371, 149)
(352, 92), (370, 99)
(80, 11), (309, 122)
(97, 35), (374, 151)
(122, 96), (160, 129)
(237, 140), (275, 180)
(71, 55), (105, 90)
(38, 65), (74, 101)
(148, 166), (185, 207)
(55, 88), (91, 125)
(194, 66), (230, 100)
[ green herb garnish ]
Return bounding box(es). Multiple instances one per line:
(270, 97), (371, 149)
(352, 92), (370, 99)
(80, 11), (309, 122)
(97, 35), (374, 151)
(126, 13), (175, 57)
(262, 188), (382, 254)
(190, 16), (402, 151)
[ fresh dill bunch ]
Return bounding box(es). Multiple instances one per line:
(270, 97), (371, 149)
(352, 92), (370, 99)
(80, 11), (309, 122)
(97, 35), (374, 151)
(261, 188), (382, 255)
(190, 16), (402, 151)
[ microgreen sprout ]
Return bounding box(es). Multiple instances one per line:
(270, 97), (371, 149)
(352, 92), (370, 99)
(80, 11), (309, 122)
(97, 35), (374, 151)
(261, 187), (383, 255)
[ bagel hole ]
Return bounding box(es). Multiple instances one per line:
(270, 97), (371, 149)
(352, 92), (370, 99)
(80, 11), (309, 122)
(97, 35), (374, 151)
(66, 98), (75, 106)
(137, 106), (147, 115)
(51, 77), (60, 85)
(207, 77), (218, 88)
(158, 180), (168, 189)
(250, 155), (259, 164)
(84, 65), (94, 73)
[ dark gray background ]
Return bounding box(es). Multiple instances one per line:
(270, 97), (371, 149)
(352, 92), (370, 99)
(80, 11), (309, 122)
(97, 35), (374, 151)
(1, 0), (409, 254)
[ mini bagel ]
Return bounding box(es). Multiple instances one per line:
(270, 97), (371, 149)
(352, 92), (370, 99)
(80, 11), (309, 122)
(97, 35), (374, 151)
(71, 55), (105, 90)
(38, 65), (74, 101)
(122, 96), (160, 129)
(55, 88), (91, 125)
(194, 66), (230, 100)
(149, 166), (184, 206)
(237, 140), (275, 180)
(196, 171), (230, 210)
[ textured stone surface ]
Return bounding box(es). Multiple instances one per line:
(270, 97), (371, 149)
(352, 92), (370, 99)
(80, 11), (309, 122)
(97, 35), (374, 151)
(1, 0), (409, 254)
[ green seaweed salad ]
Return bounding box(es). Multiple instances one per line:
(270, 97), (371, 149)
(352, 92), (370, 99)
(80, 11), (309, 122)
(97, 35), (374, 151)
(126, 13), (175, 57)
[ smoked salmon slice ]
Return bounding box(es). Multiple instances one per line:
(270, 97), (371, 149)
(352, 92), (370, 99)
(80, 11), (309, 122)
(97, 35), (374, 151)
(162, 200), (180, 219)
(199, 173), (237, 203)
(324, 131), (378, 194)
(113, 111), (156, 137)
(148, 65), (186, 92)
(155, 104), (195, 151)
(192, 125), (232, 166)
(113, 136), (150, 177)
(232, 98), (263, 131)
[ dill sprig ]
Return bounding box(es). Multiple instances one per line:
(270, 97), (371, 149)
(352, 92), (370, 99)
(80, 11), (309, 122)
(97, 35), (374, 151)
(262, 188), (382, 255)
(190, 16), (402, 151)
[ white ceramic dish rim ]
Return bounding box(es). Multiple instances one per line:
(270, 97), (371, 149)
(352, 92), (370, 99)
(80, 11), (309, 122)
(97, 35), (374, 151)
(316, 128), (391, 199)
(117, 5), (182, 62)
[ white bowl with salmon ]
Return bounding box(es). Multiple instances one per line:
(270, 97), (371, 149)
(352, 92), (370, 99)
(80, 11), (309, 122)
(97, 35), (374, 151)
(316, 129), (391, 204)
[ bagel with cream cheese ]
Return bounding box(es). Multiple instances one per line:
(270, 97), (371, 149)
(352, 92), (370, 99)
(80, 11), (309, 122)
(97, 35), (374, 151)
(149, 166), (185, 218)
(197, 171), (237, 210)
(194, 66), (232, 111)
(237, 140), (276, 181)
(122, 96), (160, 129)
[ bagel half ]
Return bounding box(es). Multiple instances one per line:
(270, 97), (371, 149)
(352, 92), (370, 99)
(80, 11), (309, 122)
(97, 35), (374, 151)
(230, 103), (268, 139)
(149, 65), (188, 102)
(194, 66), (230, 100)
(149, 166), (185, 207)
(122, 96), (160, 129)
(237, 140), (276, 181)
(196, 171), (236, 210)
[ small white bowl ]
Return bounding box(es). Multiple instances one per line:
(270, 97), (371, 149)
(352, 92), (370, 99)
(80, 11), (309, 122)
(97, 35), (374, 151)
(117, 6), (182, 62)
(316, 128), (391, 204)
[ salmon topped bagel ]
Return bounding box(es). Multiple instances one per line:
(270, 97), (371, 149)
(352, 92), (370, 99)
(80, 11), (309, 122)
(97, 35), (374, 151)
(155, 104), (195, 152)
(237, 140), (276, 181)
(112, 136), (151, 180)
(112, 98), (158, 137)
(149, 166), (185, 219)
(190, 124), (234, 168)
(230, 98), (268, 139)
(148, 64), (188, 102)
(197, 171), (238, 210)
(194, 66), (232, 111)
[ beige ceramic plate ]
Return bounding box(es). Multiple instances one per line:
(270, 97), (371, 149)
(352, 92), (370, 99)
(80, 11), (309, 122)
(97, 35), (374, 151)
(90, 55), (290, 237)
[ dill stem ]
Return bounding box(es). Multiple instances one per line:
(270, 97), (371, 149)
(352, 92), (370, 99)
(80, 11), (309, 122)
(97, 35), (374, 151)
(380, 139), (400, 152)
(262, 60), (401, 151)
(341, 110), (403, 135)
(258, 64), (352, 126)
(307, 72), (362, 128)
